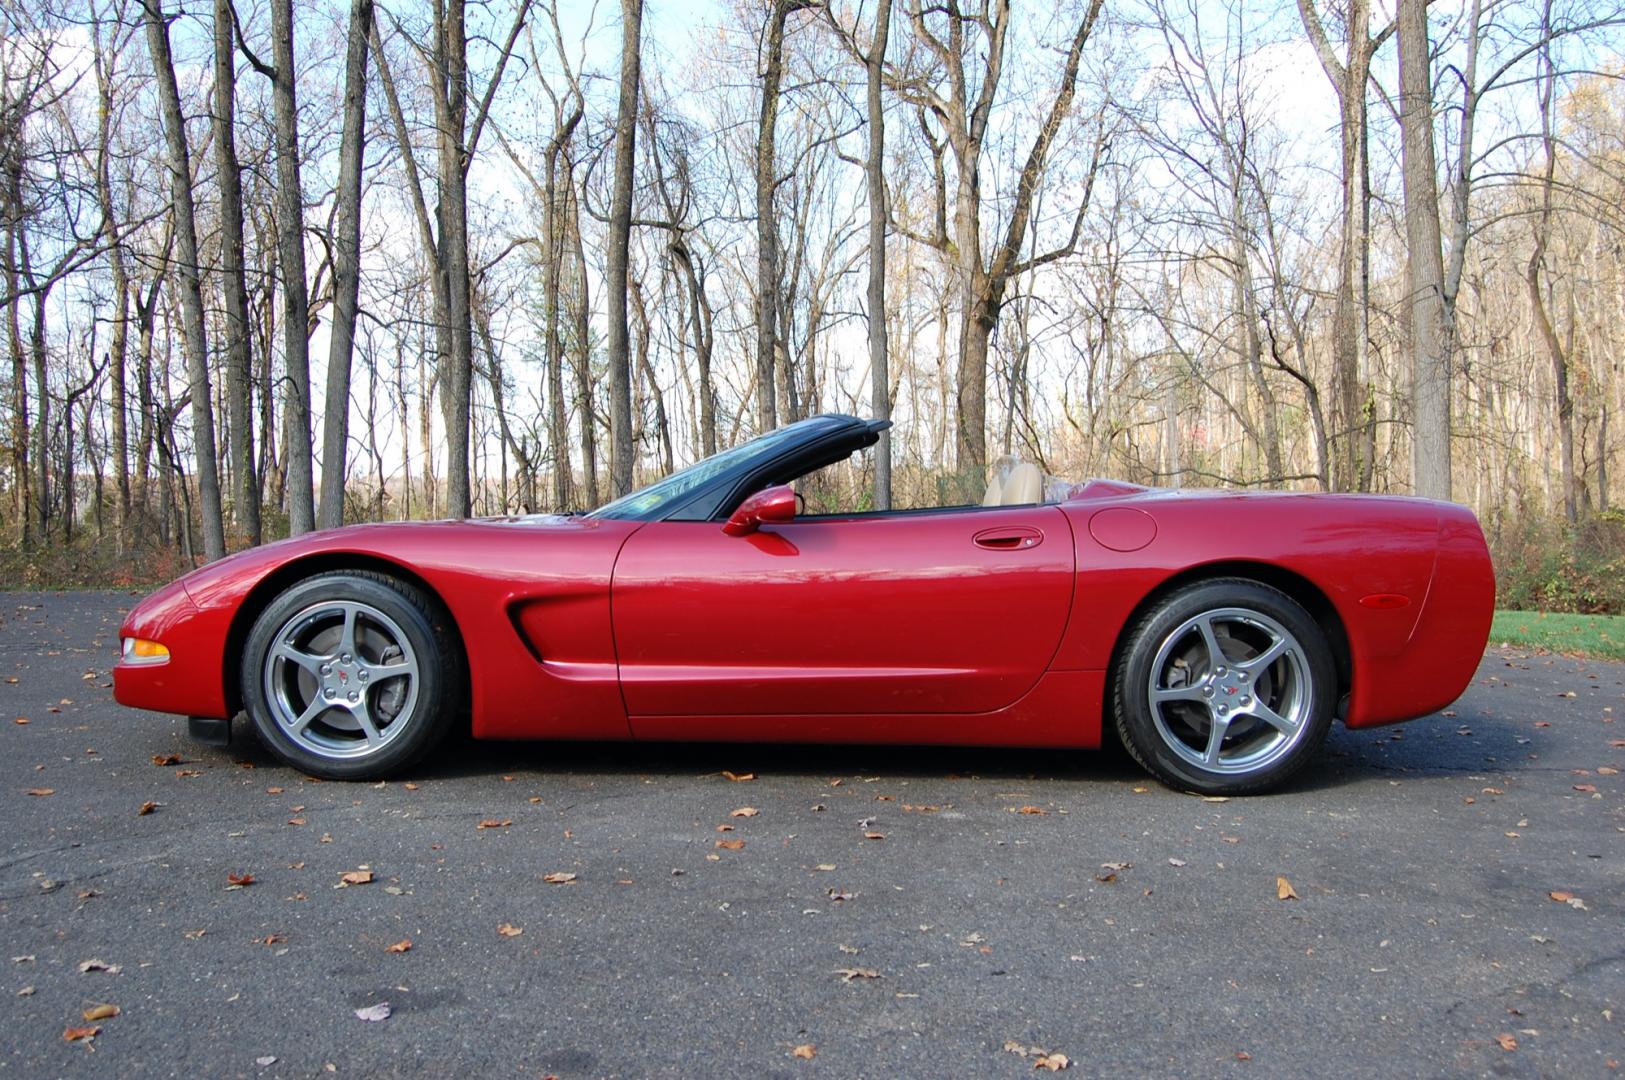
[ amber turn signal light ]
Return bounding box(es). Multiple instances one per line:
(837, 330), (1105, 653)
(122, 638), (170, 664)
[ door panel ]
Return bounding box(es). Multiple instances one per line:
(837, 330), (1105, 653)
(611, 507), (1075, 716)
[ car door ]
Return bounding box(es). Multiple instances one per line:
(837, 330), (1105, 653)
(609, 505), (1075, 719)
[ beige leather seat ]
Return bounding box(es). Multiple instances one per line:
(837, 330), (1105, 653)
(982, 459), (1044, 506)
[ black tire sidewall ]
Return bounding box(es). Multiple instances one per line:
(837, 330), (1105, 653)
(240, 573), (454, 780)
(1114, 579), (1336, 795)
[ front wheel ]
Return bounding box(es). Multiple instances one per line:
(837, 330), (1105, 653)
(1112, 578), (1336, 795)
(240, 571), (462, 780)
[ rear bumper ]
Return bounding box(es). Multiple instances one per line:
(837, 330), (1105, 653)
(1345, 508), (1494, 728)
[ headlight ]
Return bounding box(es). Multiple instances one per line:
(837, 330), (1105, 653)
(121, 637), (170, 665)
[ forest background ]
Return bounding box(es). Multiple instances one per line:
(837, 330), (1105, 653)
(2, 0), (1623, 615)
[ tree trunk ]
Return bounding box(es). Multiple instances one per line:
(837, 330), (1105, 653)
(434, 0), (476, 519)
(213, 0), (259, 544)
(266, 0), (316, 534)
(754, 1), (806, 434)
(866, 0), (893, 508)
(1396, 0), (1451, 501)
(604, 0), (641, 497)
(142, 0), (227, 561)
(319, 0), (374, 529)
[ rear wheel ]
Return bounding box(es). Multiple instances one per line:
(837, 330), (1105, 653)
(1112, 578), (1335, 795)
(240, 571), (461, 780)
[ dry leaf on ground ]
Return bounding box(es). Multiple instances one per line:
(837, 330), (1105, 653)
(385, 940), (412, 953)
(25, 788), (53, 797)
(137, 801), (157, 816)
(791, 1044), (816, 1059)
(497, 923), (523, 937)
(835, 967), (881, 982)
(542, 872), (577, 884)
(1034, 1053), (1071, 1071)
(722, 771), (755, 782)
(226, 872), (255, 888)
(477, 819), (512, 829)
(1276, 876), (1299, 901)
(354, 1002), (391, 1022)
(338, 870), (374, 886)
(730, 807), (759, 817)
(716, 839), (746, 850)
(82, 1004), (119, 1021)
(62, 1026), (99, 1042)
(1495, 1033), (1517, 1051)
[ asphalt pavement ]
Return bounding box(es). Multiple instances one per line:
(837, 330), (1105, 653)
(0, 590), (1620, 1078)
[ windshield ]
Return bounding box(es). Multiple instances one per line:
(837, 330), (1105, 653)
(587, 420), (831, 520)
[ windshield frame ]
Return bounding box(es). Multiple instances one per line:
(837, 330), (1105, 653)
(586, 415), (869, 522)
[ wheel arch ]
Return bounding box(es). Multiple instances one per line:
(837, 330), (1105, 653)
(222, 552), (465, 717)
(1103, 560), (1353, 726)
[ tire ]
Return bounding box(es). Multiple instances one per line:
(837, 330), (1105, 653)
(240, 571), (463, 780)
(1112, 578), (1335, 795)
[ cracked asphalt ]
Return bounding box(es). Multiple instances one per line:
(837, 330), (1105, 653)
(0, 590), (1621, 1078)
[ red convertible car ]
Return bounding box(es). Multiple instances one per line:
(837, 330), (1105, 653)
(114, 414), (1494, 795)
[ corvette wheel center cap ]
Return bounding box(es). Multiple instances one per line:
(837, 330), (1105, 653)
(318, 656), (367, 703)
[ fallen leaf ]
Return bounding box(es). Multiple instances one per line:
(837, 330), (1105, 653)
(1573, 784), (1597, 793)
(287, 818), (307, 826)
(151, 754), (181, 766)
(1094, 873), (1117, 883)
(1034, 1052), (1071, 1071)
(266, 787), (284, 794)
(338, 871), (373, 886)
(542, 872), (577, 884)
(1168, 857), (1187, 867)
(1235, 1051), (1252, 1061)
(476, 819), (512, 829)
(13, 717), (26, 725)
(25, 787), (54, 797)
(497, 923), (523, 937)
(75, 960), (118, 975)
(82, 1003), (119, 1021)
(256, 1056), (277, 1066)
(1276, 876), (1299, 901)
(791, 1044), (816, 1060)
(722, 771), (755, 782)
(175, 769), (202, 778)
(730, 807), (759, 818)
(835, 967), (881, 982)
(827, 888), (854, 902)
(385, 939), (412, 953)
(404, 782), (420, 790)
(354, 1002), (391, 1022)
(1101, 861), (1131, 871)
(715, 824), (735, 832)
(16, 985), (33, 996)
(1495, 1033), (1517, 1051)
(1016, 806), (1047, 815)
(137, 801), (158, 816)
(226, 872), (255, 888)
(716, 839), (746, 851)
(863, 832), (885, 840)
(813, 864), (836, 872)
(254, 934), (286, 946)
(62, 1026), (99, 1042)
(1549, 890), (1575, 902)
(1598, 767), (1618, 776)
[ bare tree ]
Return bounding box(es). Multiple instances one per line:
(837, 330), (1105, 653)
(1396, 0), (1451, 500)
(318, 0), (375, 529)
(605, 0), (642, 496)
(213, 0), (259, 543)
(890, 0), (1106, 493)
(141, 0), (226, 560)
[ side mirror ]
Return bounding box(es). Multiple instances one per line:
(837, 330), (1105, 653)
(723, 484), (797, 536)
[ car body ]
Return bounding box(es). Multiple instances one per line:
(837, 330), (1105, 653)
(114, 414), (1495, 793)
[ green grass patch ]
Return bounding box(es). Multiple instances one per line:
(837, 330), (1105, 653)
(1491, 610), (1625, 661)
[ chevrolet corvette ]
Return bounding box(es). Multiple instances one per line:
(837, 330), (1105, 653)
(113, 413), (1495, 794)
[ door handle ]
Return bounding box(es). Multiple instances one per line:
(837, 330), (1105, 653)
(973, 526), (1043, 550)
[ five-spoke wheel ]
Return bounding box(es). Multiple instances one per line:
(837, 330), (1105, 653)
(1114, 579), (1335, 794)
(241, 572), (461, 779)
